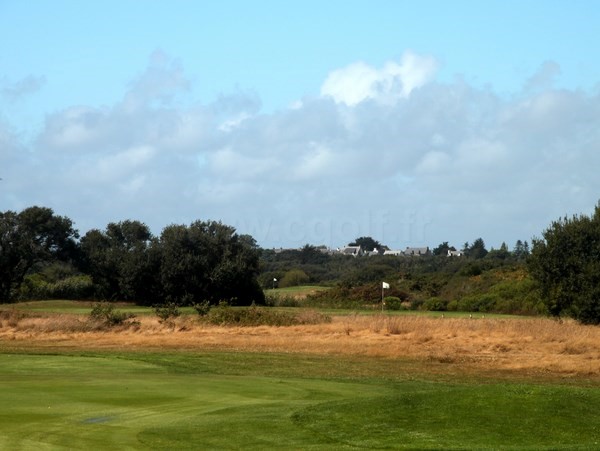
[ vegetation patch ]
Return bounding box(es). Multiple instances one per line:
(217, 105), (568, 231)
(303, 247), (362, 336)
(89, 301), (138, 327)
(204, 303), (331, 326)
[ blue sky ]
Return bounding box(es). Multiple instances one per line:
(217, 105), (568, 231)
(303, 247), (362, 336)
(1, 1), (600, 250)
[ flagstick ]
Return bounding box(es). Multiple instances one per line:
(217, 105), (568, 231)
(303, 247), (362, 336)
(381, 283), (384, 312)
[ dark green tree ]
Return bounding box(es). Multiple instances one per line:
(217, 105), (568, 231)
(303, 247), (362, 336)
(0, 206), (79, 301)
(487, 242), (510, 260)
(299, 244), (329, 264)
(80, 220), (160, 303)
(158, 221), (263, 306)
(528, 203), (600, 324)
(513, 239), (530, 259)
(468, 238), (488, 259)
(349, 236), (383, 252)
(432, 242), (455, 256)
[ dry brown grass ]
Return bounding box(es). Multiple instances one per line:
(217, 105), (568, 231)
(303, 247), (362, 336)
(1, 312), (600, 378)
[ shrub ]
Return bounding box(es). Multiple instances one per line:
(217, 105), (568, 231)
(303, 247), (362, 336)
(383, 296), (403, 311)
(18, 274), (95, 300)
(280, 269), (310, 288)
(264, 294), (302, 307)
(154, 302), (181, 323)
(455, 294), (499, 313)
(410, 298), (424, 311)
(205, 304), (331, 327)
(423, 297), (448, 311)
(460, 263), (482, 277)
(193, 300), (211, 316)
(89, 302), (135, 326)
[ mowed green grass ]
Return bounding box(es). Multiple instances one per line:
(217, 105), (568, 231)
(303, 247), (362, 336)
(7, 299), (519, 320)
(1, 351), (600, 450)
(6, 300), (196, 315)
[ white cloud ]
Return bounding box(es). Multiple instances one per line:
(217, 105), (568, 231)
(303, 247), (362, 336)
(209, 147), (276, 180)
(292, 143), (335, 180)
(41, 106), (106, 149)
(320, 51), (438, 106)
(5, 51), (600, 250)
(94, 145), (156, 181)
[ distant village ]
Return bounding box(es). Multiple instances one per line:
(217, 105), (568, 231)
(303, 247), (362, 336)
(273, 245), (463, 257)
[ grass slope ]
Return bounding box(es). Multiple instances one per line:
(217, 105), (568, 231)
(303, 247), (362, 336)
(1, 352), (599, 450)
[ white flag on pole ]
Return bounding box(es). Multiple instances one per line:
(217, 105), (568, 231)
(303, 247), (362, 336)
(382, 282), (390, 289)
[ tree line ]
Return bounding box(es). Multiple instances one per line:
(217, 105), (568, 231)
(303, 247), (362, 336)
(260, 236), (531, 289)
(0, 206), (264, 305)
(3, 203), (600, 325)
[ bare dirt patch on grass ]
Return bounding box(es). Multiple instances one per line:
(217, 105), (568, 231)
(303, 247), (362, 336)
(1, 312), (600, 378)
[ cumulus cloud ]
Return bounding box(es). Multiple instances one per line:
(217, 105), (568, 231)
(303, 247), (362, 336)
(320, 51), (438, 106)
(6, 51), (600, 250)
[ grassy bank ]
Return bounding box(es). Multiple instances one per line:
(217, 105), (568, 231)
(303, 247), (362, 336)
(0, 351), (599, 449)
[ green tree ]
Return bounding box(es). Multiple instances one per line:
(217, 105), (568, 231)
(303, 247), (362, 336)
(0, 206), (78, 301)
(432, 242), (455, 256)
(513, 239), (530, 259)
(299, 244), (329, 264)
(280, 269), (310, 287)
(349, 236), (383, 252)
(468, 238), (488, 259)
(158, 221), (263, 306)
(80, 220), (160, 303)
(528, 203), (600, 324)
(487, 242), (510, 260)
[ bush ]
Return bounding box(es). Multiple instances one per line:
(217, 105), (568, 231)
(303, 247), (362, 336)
(383, 296), (404, 311)
(264, 294), (302, 307)
(19, 274), (94, 300)
(410, 298), (424, 311)
(460, 263), (482, 277)
(89, 302), (136, 326)
(280, 269), (310, 288)
(455, 294), (499, 313)
(193, 300), (211, 316)
(423, 297), (448, 311)
(205, 303), (331, 327)
(154, 302), (181, 323)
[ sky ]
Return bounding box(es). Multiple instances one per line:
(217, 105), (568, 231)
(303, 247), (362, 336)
(1, 1), (600, 250)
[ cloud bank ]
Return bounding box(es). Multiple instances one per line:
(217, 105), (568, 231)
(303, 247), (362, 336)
(3, 50), (600, 250)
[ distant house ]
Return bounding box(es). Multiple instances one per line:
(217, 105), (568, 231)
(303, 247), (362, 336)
(339, 245), (363, 257)
(383, 249), (404, 256)
(273, 247), (296, 254)
(405, 246), (430, 256)
(447, 249), (463, 257)
(365, 247), (383, 257)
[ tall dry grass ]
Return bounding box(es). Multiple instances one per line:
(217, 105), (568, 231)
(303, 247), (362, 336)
(1, 311), (600, 377)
